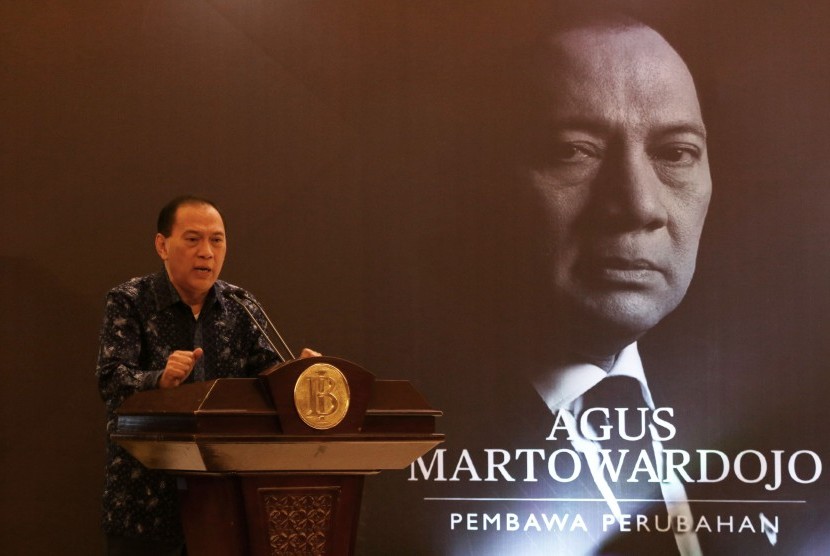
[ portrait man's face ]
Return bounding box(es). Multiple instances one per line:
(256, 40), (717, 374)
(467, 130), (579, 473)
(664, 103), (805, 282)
(155, 202), (227, 303)
(522, 25), (712, 356)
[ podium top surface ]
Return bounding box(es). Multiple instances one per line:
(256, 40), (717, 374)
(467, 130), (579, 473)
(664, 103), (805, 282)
(112, 358), (444, 472)
(116, 377), (441, 433)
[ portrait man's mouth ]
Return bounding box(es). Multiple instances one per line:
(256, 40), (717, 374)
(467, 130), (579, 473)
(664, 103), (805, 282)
(577, 255), (666, 289)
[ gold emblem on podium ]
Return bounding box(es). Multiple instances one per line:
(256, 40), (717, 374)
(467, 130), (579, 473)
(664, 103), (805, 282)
(294, 363), (351, 430)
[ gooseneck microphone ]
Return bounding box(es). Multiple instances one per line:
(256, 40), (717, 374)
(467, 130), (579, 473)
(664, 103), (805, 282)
(223, 288), (295, 363)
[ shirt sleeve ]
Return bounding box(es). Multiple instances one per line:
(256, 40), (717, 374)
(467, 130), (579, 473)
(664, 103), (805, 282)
(95, 288), (163, 413)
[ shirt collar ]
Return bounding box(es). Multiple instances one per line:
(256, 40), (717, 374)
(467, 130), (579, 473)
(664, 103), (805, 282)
(531, 342), (654, 413)
(150, 270), (227, 313)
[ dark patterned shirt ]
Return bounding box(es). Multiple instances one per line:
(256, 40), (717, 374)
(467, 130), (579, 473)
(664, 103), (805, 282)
(96, 270), (280, 543)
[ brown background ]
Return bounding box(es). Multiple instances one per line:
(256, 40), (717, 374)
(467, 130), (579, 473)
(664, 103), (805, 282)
(2, 1), (829, 554)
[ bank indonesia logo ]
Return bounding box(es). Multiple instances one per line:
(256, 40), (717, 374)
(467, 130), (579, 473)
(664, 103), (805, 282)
(294, 363), (351, 430)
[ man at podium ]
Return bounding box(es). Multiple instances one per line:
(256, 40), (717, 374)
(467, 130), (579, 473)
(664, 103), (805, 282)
(95, 195), (317, 555)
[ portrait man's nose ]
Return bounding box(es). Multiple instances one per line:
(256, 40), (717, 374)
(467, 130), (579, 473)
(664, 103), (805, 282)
(589, 151), (671, 233)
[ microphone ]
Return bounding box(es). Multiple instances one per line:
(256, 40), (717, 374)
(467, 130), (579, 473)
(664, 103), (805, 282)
(223, 288), (295, 363)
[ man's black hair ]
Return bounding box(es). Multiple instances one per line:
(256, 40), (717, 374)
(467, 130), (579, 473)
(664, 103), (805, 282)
(157, 195), (224, 237)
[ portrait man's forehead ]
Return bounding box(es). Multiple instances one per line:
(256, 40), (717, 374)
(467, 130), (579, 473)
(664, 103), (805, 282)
(450, 6), (707, 175)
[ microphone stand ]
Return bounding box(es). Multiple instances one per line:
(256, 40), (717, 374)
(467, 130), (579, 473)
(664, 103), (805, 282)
(224, 289), (295, 363)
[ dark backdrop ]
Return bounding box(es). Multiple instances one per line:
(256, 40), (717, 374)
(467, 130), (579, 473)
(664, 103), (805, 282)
(1, 1), (828, 554)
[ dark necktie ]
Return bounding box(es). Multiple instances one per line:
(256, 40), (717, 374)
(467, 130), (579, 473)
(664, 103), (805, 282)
(580, 376), (679, 554)
(581, 376), (655, 497)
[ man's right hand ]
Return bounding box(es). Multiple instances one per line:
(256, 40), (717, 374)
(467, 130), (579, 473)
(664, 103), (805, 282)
(158, 348), (204, 389)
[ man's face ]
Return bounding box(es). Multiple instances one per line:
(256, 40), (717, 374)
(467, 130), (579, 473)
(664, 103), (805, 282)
(155, 203), (227, 304)
(522, 26), (711, 355)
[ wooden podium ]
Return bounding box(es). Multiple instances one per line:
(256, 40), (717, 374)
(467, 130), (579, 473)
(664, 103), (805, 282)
(112, 356), (443, 556)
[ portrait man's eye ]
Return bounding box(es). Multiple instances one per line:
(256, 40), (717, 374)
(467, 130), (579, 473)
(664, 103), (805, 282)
(554, 142), (600, 162)
(651, 144), (702, 167)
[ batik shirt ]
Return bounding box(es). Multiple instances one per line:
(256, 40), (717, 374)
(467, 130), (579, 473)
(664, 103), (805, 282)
(96, 270), (280, 543)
